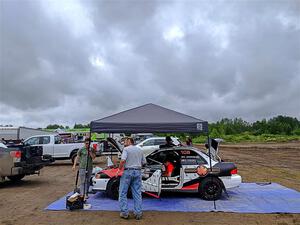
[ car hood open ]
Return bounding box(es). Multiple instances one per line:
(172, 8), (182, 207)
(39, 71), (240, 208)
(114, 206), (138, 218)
(106, 137), (123, 153)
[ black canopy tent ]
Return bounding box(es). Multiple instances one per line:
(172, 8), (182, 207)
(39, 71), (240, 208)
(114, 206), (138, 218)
(90, 103), (208, 134)
(88, 103), (216, 209)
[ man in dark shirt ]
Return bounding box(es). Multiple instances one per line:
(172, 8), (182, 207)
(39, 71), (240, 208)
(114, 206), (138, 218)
(159, 136), (175, 148)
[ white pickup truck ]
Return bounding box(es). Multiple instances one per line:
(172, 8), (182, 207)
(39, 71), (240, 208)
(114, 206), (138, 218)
(23, 134), (98, 163)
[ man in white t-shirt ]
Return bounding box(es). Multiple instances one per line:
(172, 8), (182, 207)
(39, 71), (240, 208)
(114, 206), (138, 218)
(116, 137), (146, 220)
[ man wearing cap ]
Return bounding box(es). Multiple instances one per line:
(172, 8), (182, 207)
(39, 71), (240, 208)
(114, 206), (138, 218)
(116, 137), (146, 220)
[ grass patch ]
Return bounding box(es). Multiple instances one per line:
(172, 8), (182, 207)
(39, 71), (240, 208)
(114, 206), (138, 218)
(192, 134), (300, 144)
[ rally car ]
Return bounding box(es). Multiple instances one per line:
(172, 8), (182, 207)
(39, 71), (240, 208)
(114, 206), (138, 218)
(91, 139), (241, 201)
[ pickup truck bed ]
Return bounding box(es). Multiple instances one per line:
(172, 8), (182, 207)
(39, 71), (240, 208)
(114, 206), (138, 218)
(0, 144), (54, 181)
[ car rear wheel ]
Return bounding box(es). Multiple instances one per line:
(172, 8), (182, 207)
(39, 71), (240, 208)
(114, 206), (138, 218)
(106, 177), (132, 200)
(198, 177), (223, 201)
(7, 174), (25, 182)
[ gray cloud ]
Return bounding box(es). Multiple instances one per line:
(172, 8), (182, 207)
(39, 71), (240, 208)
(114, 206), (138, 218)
(0, 0), (299, 127)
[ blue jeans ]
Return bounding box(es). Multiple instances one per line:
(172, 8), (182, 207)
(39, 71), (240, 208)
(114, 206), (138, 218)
(79, 168), (92, 196)
(119, 169), (142, 216)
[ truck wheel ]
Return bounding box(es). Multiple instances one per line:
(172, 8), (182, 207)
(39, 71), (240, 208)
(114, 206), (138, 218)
(198, 177), (223, 201)
(106, 177), (132, 200)
(71, 152), (78, 164)
(7, 174), (25, 182)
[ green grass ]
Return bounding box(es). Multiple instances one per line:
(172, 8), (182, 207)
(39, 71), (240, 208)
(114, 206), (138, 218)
(192, 133), (300, 144)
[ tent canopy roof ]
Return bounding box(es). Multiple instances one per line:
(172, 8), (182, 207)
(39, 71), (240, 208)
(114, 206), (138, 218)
(90, 103), (208, 134)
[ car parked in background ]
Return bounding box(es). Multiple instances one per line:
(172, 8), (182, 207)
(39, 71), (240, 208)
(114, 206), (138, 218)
(132, 133), (154, 144)
(0, 143), (53, 182)
(23, 134), (99, 163)
(136, 137), (182, 156)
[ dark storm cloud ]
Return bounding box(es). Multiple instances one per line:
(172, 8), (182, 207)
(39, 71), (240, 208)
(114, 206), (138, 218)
(0, 0), (299, 127)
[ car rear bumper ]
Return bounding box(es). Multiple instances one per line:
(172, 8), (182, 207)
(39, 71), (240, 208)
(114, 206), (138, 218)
(220, 174), (242, 189)
(91, 177), (110, 191)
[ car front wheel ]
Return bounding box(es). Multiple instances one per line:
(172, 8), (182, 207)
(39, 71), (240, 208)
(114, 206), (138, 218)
(106, 177), (132, 200)
(106, 177), (120, 200)
(198, 177), (223, 201)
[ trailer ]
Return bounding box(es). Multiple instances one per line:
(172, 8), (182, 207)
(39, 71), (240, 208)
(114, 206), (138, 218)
(0, 127), (55, 141)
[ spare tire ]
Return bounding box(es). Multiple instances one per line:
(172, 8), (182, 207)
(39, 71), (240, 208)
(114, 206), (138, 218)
(198, 177), (223, 201)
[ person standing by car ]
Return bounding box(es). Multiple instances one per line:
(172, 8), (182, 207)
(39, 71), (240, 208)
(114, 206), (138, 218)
(116, 137), (146, 220)
(72, 137), (96, 200)
(159, 136), (175, 148)
(186, 136), (193, 146)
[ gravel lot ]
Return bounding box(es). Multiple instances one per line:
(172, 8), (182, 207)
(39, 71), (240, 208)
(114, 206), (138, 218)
(0, 142), (300, 225)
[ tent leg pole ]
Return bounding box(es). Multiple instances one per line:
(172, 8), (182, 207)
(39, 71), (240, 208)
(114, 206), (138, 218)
(207, 132), (216, 210)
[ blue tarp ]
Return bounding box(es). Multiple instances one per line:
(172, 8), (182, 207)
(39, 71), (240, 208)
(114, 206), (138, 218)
(45, 183), (300, 213)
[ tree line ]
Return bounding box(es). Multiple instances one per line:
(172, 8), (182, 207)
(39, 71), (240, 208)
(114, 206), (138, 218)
(45, 123), (89, 129)
(45, 115), (300, 136)
(209, 115), (300, 136)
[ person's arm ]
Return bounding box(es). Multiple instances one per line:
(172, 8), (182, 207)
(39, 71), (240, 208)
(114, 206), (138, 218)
(116, 148), (127, 177)
(72, 150), (80, 171)
(141, 153), (146, 166)
(89, 147), (96, 160)
(118, 160), (126, 170)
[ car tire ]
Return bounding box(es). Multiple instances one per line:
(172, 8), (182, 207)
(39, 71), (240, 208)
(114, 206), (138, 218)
(7, 174), (25, 182)
(106, 177), (132, 200)
(106, 177), (120, 200)
(198, 177), (223, 201)
(71, 152), (78, 164)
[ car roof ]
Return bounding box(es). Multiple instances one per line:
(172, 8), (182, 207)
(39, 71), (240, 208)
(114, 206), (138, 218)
(148, 146), (203, 154)
(146, 146), (217, 165)
(143, 136), (177, 140)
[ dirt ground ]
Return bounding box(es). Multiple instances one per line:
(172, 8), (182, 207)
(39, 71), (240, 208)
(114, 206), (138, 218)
(1, 142), (300, 225)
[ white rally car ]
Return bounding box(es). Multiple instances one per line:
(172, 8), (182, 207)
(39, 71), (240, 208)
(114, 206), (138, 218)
(91, 139), (242, 201)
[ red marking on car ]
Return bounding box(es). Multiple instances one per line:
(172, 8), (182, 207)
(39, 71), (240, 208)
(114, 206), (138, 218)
(180, 150), (190, 155)
(101, 168), (123, 178)
(231, 168), (238, 175)
(181, 183), (199, 190)
(144, 192), (160, 198)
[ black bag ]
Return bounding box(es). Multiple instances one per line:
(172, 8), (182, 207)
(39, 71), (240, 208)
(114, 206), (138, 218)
(66, 170), (84, 210)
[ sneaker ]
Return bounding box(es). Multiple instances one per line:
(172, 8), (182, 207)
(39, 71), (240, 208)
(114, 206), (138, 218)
(135, 214), (142, 220)
(120, 213), (129, 219)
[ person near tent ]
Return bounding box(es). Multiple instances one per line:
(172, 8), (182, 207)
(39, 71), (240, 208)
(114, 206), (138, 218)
(186, 136), (193, 146)
(159, 136), (175, 148)
(72, 137), (96, 200)
(116, 137), (146, 220)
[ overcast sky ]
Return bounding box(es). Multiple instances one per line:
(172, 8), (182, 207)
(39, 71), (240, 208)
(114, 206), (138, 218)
(0, 0), (299, 128)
